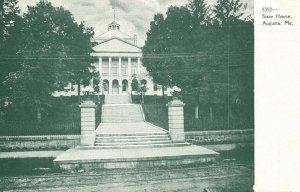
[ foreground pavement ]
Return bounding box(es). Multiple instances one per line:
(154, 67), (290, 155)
(0, 163), (254, 192)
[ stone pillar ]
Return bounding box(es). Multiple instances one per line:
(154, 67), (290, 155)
(79, 101), (97, 146)
(119, 79), (122, 94)
(137, 57), (141, 74)
(166, 99), (185, 143)
(128, 57), (131, 76)
(109, 80), (112, 95)
(128, 80), (132, 93)
(99, 57), (102, 77)
(118, 57), (122, 76)
(108, 57), (112, 76)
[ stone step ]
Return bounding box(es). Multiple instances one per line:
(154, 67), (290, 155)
(95, 137), (170, 142)
(102, 117), (143, 119)
(54, 145), (220, 170)
(105, 97), (130, 104)
(95, 140), (172, 146)
(92, 143), (190, 149)
(102, 112), (142, 115)
(102, 120), (144, 123)
(96, 132), (168, 137)
(102, 115), (142, 118)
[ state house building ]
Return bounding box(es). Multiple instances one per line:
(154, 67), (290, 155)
(54, 20), (169, 96)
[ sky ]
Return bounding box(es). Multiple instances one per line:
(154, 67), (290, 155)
(18, 0), (254, 46)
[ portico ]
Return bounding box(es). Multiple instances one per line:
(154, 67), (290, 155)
(97, 55), (142, 95)
(91, 20), (148, 95)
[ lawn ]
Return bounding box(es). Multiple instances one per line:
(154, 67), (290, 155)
(134, 95), (254, 131)
(0, 95), (103, 136)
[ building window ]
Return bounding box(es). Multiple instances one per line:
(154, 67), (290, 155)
(102, 59), (109, 76)
(111, 58), (118, 76)
(131, 58), (138, 75)
(121, 58), (128, 76)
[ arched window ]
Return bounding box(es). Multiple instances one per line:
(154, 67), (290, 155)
(102, 79), (109, 93)
(122, 79), (128, 92)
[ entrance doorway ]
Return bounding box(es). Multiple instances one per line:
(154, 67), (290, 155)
(102, 79), (109, 94)
(112, 79), (119, 94)
(122, 80), (128, 94)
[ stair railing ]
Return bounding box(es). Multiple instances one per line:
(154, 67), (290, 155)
(129, 93), (132, 104)
(139, 104), (146, 122)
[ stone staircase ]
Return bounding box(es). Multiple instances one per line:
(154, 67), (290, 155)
(98, 102), (179, 148)
(101, 104), (144, 123)
(54, 94), (220, 170)
(105, 94), (130, 104)
(94, 132), (181, 149)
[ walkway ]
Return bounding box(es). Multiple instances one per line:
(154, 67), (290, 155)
(97, 122), (166, 134)
(54, 95), (220, 170)
(0, 151), (64, 159)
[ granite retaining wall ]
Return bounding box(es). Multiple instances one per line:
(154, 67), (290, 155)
(185, 129), (254, 151)
(0, 135), (80, 151)
(0, 129), (254, 152)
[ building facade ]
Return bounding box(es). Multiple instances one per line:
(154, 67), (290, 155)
(54, 20), (169, 96)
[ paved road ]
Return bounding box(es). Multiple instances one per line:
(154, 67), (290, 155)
(0, 164), (254, 192)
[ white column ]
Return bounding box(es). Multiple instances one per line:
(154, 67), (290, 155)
(119, 57), (122, 76)
(108, 57), (112, 76)
(128, 57), (131, 76)
(138, 57), (141, 74)
(119, 79), (122, 94)
(109, 80), (112, 95)
(99, 57), (102, 77)
(128, 80), (132, 93)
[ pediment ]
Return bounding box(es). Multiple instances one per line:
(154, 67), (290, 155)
(93, 38), (141, 53)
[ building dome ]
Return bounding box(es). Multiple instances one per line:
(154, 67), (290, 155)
(94, 20), (137, 45)
(108, 21), (120, 31)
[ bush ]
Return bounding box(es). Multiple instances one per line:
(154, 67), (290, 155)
(142, 104), (168, 129)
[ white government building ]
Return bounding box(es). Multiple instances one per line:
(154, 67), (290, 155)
(54, 20), (170, 97)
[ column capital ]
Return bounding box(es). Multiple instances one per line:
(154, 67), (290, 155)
(79, 100), (97, 108)
(166, 99), (185, 107)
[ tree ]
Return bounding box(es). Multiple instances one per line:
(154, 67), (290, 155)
(213, 0), (247, 26)
(143, 13), (169, 97)
(4, 0), (95, 123)
(143, 0), (254, 125)
(143, 6), (193, 93)
(131, 74), (148, 103)
(0, 0), (23, 121)
(187, 0), (212, 28)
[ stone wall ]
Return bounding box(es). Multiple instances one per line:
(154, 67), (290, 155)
(0, 135), (80, 151)
(185, 129), (254, 146)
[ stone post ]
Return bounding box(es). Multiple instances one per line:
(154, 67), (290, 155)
(79, 100), (97, 146)
(166, 99), (185, 143)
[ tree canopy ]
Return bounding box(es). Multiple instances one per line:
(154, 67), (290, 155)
(143, 0), (254, 120)
(2, 0), (95, 122)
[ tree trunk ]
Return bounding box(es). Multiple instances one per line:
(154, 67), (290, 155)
(0, 0), (4, 48)
(195, 102), (199, 119)
(229, 105), (233, 118)
(37, 108), (41, 124)
(162, 86), (165, 102)
(77, 80), (81, 104)
(209, 105), (213, 122)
